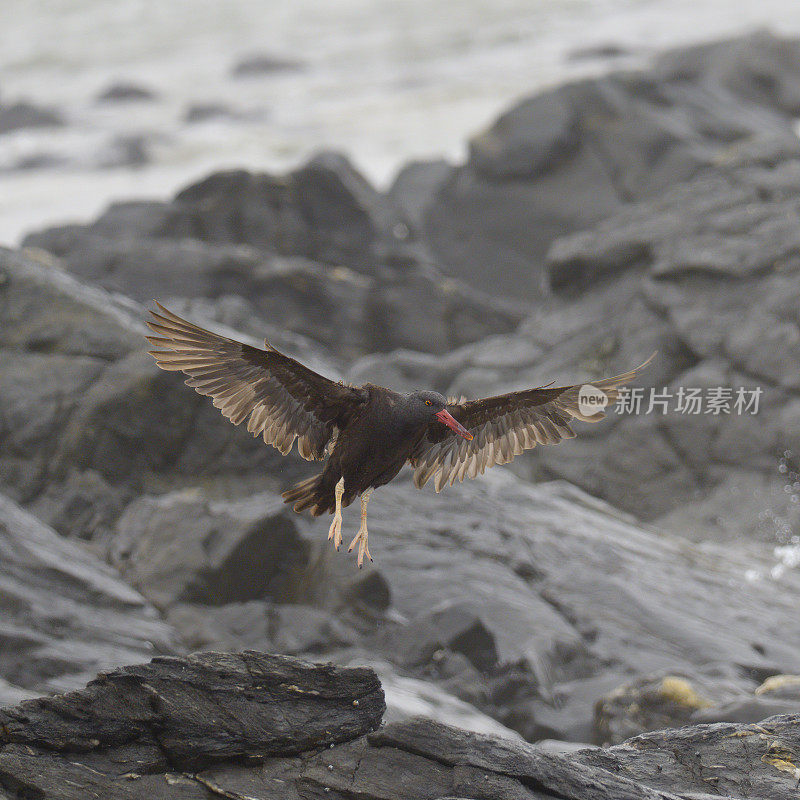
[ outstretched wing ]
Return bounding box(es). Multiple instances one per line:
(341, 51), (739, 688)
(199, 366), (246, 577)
(410, 355), (654, 491)
(146, 302), (366, 460)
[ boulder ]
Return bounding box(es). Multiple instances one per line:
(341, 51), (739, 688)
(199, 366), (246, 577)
(111, 490), (312, 608)
(422, 32), (800, 299)
(23, 157), (523, 358)
(1, 652), (798, 800)
(95, 82), (157, 103)
(0, 247), (310, 523)
(0, 101), (62, 134)
(103, 473), (800, 745)
(0, 493), (178, 695)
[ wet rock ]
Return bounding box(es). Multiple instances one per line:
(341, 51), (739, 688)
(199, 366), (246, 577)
(111, 490), (312, 608)
(0, 651), (384, 769)
(27, 468), (128, 543)
(96, 82), (157, 103)
(422, 32), (800, 299)
(1, 652), (797, 800)
(0, 101), (63, 134)
(0, 247), (306, 513)
(23, 160), (523, 358)
(231, 53), (304, 77)
(116, 474), (800, 745)
(0, 493), (178, 696)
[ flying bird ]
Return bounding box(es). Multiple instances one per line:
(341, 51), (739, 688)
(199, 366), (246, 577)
(146, 303), (652, 567)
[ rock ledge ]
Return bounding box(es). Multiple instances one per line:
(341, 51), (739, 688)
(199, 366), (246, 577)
(1, 652), (798, 799)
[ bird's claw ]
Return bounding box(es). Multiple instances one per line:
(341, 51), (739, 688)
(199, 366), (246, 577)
(327, 512), (342, 551)
(348, 527), (371, 568)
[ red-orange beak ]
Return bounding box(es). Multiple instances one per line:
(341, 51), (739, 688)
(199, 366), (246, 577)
(435, 409), (473, 440)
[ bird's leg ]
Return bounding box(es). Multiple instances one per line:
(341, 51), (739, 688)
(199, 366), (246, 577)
(348, 488), (373, 568)
(327, 477), (345, 551)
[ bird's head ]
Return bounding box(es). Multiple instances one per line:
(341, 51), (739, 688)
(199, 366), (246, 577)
(406, 391), (473, 440)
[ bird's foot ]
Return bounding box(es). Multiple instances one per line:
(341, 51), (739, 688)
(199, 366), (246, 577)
(348, 524), (372, 568)
(327, 512), (343, 550)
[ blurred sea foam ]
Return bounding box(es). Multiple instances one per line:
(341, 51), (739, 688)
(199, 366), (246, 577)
(2, 0), (800, 244)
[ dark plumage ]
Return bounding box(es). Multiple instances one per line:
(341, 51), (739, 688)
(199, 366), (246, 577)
(146, 303), (653, 566)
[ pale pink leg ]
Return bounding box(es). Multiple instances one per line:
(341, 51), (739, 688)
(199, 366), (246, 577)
(327, 477), (345, 550)
(348, 488), (373, 568)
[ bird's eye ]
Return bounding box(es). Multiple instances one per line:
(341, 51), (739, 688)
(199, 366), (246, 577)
(425, 400), (431, 406)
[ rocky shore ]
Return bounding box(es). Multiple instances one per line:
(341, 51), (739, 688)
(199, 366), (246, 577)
(2, 29), (800, 799)
(1, 651), (798, 800)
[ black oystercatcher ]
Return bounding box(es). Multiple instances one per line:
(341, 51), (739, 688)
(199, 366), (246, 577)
(147, 303), (652, 566)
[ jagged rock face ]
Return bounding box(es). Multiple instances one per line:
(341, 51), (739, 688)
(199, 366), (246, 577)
(2, 29), (800, 771)
(0, 248), (307, 513)
(22, 154), (524, 359)
(98, 474), (800, 745)
(0, 494), (178, 695)
(0, 653), (798, 800)
(421, 31), (800, 299)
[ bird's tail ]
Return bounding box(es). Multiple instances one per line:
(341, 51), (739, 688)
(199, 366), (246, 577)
(282, 474), (332, 516)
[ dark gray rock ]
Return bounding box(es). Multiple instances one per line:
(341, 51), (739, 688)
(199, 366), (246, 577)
(502, 134), (800, 529)
(95, 82), (157, 103)
(422, 32), (800, 299)
(231, 53), (304, 77)
(111, 490), (312, 608)
(22, 159), (523, 358)
(654, 29), (800, 115)
(0, 101), (62, 134)
(0, 247), (307, 516)
(1, 652), (798, 800)
(0, 493), (178, 695)
(165, 154), (404, 269)
(105, 473), (800, 745)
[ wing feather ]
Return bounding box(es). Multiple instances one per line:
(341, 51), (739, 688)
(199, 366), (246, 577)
(411, 354), (654, 490)
(146, 302), (366, 460)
